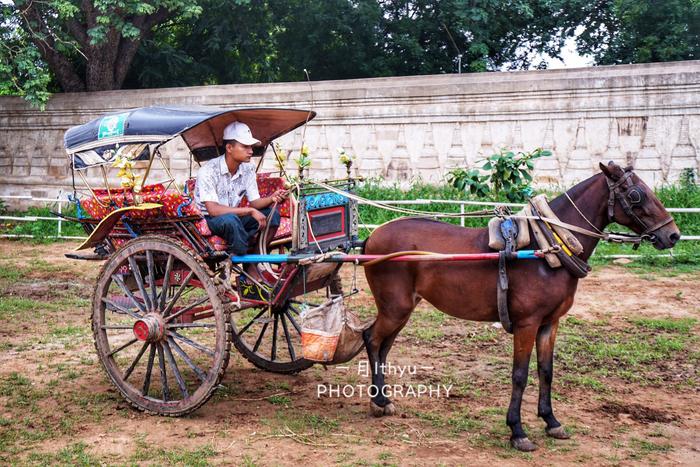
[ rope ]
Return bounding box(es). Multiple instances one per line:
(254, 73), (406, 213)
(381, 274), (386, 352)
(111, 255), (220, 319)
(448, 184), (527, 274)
(308, 180), (495, 219)
(305, 181), (648, 245)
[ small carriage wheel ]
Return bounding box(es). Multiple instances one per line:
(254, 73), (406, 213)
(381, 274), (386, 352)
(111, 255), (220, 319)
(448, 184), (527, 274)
(229, 272), (342, 374)
(92, 235), (231, 416)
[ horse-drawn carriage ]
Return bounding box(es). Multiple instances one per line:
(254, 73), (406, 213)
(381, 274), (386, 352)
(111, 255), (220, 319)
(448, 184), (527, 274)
(63, 105), (681, 450)
(64, 106), (361, 415)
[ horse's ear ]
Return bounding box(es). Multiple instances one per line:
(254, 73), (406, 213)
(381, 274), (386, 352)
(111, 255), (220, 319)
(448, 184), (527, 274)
(599, 162), (614, 178)
(600, 161), (623, 180)
(624, 165), (634, 172)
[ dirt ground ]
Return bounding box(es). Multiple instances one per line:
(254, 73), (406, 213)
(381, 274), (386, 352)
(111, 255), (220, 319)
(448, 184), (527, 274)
(0, 240), (698, 466)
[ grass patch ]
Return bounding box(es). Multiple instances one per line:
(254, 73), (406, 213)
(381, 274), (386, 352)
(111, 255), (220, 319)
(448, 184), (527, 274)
(0, 372), (46, 409)
(50, 325), (88, 338)
(263, 411), (340, 438)
(130, 434), (217, 465)
(629, 438), (673, 460)
(557, 318), (697, 384)
(630, 317), (696, 334)
(404, 326), (444, 342)
(26, 442), (104, 466)
(0, 265), (22, 281)
(266, 394), (292, 406)
(414, 409), (483, 435)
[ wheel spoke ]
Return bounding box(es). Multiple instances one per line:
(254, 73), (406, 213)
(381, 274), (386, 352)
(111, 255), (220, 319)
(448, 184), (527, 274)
(159, 254), (174, 312)
(280, 313), (296, 361)
(168, 337), (207, 382)
(157, 343), (170, 401)
(142, 344), (156, 396)
(162, 271), (194, 317)
(146, 250), (158, 310)
(102, 297), (142, 321)
(108, 338), (138, 357)
(169, 330), (215, 357)
(165, 296), (210, 324)
(101, 324), (134, 330)
(253, 322), (269, 353)
(271, 313), (279, 361)
(123, 342), (149, 382)
(167, 323), (215, 329)
(284, 309), (302, 335)
(237, 308), (267, 336)
(163, 341), (188, 399)
(111, 275), (146, 314)
(128, 256), (152, 311)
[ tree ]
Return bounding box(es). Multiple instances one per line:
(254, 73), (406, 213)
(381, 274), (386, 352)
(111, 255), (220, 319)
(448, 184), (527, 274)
(561, 0), (699, 64)
(1, 0), (202, 106)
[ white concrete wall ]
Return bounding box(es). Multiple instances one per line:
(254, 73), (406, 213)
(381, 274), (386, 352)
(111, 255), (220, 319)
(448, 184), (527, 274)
(1, 60), (699, 206)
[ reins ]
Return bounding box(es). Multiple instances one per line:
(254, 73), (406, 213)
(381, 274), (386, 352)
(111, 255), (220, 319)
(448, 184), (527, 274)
(309, 178), (659, 247)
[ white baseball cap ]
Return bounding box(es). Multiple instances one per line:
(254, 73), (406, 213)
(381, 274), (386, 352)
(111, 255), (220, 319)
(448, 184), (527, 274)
(223, 121), (261, 146)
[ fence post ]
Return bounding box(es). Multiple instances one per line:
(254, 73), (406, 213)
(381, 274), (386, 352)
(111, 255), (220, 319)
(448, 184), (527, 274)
(460, 203), (465, 227)
(57, 201), (62, 238)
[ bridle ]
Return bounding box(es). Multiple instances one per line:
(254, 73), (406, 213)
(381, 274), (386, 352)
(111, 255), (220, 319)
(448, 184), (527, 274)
(604, 170), (674, 241)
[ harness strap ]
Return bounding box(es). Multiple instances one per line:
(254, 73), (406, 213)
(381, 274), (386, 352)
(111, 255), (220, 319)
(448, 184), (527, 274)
(497, 251), (513, 333)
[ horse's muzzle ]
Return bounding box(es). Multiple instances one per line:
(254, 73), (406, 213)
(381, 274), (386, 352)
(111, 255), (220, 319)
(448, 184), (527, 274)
(651, 223), (681, 250)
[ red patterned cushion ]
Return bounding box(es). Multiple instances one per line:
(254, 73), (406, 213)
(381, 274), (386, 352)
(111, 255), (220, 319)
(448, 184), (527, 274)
(160, 190), (200, 218)
(80, 184), (166, 220)
(194, 219), (211, 236)
(207, 236), (227, 251)
(276, 217), (292, 239)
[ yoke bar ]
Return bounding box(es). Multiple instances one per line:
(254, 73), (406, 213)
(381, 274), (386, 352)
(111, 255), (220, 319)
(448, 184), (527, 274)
(230, 250), (544, 264)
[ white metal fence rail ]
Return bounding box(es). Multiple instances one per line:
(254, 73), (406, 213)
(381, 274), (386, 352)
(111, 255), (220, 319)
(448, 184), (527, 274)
(1, 195), (699, 242)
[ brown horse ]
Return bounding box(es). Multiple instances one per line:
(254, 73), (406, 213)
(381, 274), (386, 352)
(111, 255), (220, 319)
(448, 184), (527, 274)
(362, 162), (680, 451)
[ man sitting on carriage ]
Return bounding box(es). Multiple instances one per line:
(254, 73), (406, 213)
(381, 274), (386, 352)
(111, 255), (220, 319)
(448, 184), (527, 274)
(194, 121), (289, 258)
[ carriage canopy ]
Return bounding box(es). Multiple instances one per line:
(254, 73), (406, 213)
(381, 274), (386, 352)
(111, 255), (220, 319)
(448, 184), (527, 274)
(64, 106), (315, 169)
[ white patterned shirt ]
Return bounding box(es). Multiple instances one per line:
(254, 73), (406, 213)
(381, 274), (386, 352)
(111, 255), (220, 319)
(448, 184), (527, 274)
(194, 155), (260, 216)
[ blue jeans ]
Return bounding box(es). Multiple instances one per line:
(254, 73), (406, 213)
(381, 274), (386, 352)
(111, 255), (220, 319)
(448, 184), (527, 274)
(205, 207), (280, 255)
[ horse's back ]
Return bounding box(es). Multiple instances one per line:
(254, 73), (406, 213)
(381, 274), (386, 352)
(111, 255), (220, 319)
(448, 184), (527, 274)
(364, 217), (488, 255)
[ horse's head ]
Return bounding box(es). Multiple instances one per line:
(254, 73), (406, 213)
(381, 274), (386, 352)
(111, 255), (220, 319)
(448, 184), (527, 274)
(599, 162), (681, 250)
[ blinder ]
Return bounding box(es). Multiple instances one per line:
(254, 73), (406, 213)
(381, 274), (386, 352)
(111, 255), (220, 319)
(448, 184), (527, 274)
(604, 170), (672, 239)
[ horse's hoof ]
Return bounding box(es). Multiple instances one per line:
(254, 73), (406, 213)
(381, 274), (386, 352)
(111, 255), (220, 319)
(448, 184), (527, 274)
(511, 437), (538, 452)
(546, 425), (571, 439)
(383, 402), (396, 416)
(369, 401), (385, 417)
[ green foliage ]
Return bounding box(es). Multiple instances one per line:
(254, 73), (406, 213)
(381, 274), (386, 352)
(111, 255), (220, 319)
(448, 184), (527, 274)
(679, 168), (698, 190)
(448, 148), (551, 202)
(562, 0), (700, 65)
(0, 206), (85, 241)
(0, 0), (204, 106)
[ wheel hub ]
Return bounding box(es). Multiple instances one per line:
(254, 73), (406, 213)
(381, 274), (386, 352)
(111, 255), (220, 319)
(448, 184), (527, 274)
(133, 313), (165, 342)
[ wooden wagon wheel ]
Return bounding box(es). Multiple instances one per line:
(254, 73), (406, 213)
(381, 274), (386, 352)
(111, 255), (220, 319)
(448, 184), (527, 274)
(92, 235), (231, 416)
(229, 273), (342, 374)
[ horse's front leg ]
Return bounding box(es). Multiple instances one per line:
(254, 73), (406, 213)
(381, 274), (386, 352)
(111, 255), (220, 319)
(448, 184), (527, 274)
(536, 320), (570, 439)
(507, 323), (538, 451)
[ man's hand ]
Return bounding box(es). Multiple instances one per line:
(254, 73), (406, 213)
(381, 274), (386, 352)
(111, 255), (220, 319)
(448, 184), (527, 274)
(270, 189), (289, 204)
(250, 208), (267, 230)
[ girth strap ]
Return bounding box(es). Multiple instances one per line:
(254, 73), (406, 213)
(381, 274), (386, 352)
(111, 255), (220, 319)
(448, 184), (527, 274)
(496, 219), (517, 334)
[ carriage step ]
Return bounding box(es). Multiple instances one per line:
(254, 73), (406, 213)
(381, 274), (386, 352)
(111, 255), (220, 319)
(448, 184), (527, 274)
(64, 251), (108, 261)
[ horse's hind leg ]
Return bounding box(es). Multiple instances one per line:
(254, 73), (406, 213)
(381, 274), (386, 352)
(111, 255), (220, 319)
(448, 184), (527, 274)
(363, 298), (413, 417)
(536, 320), (570, 439)
(507, 323), (539, 451)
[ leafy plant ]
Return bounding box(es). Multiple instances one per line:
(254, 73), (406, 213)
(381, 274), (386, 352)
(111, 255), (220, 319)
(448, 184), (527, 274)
(447, 148), (551, 202)
(679, 168), (698, 191)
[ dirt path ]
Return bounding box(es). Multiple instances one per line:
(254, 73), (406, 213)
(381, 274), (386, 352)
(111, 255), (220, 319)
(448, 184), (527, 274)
(0, 240), (698, 466)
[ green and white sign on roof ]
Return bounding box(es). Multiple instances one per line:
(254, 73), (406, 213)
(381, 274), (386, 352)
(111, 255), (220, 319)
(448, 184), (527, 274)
(97, 113), (129, 139)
